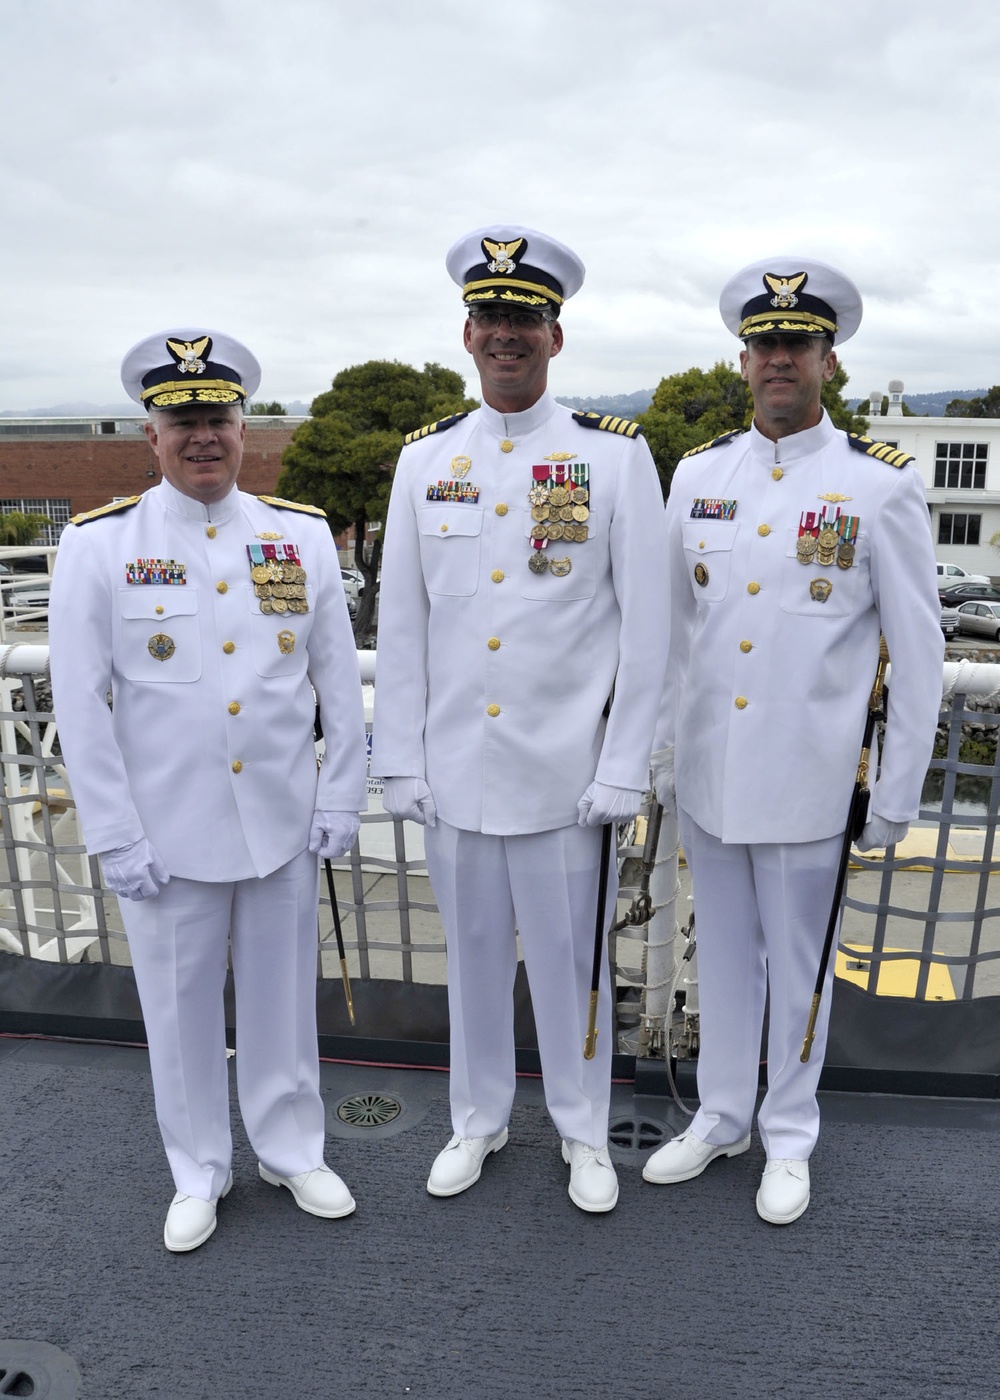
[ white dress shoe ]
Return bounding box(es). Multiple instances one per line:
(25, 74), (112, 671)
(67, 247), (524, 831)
(561, 1140), (619, 1213)
(426, 1129), (508, 1197)
(258, 1163), (356, 1218)
(642, 1127), (751, 1184)
(163, 1171), (233, 1253)
(756, 1158), (810, 1225)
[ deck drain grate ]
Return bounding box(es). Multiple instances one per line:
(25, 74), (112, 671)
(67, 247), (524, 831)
(608, 1117), (668, 1152)
(336, 1093), (403, 1127)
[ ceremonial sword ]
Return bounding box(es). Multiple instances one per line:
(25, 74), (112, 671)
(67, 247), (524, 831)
(800, 639), (889, 1063)
(313, 710), (356, 1026)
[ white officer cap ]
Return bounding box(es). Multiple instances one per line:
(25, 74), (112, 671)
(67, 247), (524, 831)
(719, 256), (863, 345)
(121, 328), (262, 410)
(446, 225), (585, 312)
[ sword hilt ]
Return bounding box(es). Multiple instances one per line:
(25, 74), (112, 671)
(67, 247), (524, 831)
(800, 992), (821, 1063)
(583, 990), (599, 1060)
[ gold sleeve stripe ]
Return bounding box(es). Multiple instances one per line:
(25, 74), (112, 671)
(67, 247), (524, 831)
(572, 411), (643, 438)
(847, 434), (914, 469)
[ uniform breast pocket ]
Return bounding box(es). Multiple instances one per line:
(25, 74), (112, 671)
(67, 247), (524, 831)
(520, 510), (599, 601)
(248, 587), (314, 677)
(682, 520), (738, 602)
(114, 588), (202, 682)
(779, 528), (868, 617)
(418, 505), (484, 596)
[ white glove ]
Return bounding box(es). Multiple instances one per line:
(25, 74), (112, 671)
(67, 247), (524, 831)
(382, 777), (437, 827)
(577, 782), (644, 827)
(855, 813), (910, 853)
(99, 837), (170, 902)
(650, 747), (676, 813)
(308, 811), (360, 859)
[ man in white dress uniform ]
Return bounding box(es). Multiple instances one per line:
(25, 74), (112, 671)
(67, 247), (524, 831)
(49, 330), (367, 1250)
(371, 227), (668, 1211)
(644, 258), (943, 1223)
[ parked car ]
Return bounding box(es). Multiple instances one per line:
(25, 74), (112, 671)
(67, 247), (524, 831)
(2, 578), (50, 623)
(940, 603), (960, 639)
(340, 568), (365, 601)
(938, 582), (1000, 607)
(956, 600), (1000, 642)
(936, 561), (990, 588)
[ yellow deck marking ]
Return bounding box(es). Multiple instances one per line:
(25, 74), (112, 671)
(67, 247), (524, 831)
(835, 942), (956, 1000)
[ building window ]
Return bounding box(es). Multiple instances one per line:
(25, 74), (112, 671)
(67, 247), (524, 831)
(934, 442), (988, 490)
(938, 513), (982, 546)
(0, 498), (71, 545)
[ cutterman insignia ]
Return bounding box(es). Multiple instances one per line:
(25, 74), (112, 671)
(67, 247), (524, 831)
(69, 496), (143, 526)
(846, 434), (914, 469)
(681, 430), (745, 460)
(571, 411), (643, 439)
(403, 411), (471, 446)
(256, 495), (327, 517)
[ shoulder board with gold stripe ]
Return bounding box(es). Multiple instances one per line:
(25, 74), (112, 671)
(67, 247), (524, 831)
(69, 495), (142, 526)
(257, 495), (327, 517)
(403, 411), (470, 446)
(680, 430), (745, 460)
(847, 434), (914, 469)
(572, 410), (644, 439)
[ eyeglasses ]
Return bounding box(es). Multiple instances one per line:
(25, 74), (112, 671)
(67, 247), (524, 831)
(467, 308), (554, 332)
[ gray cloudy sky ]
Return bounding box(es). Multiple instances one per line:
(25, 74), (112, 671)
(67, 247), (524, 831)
(3, 0), (998, 411)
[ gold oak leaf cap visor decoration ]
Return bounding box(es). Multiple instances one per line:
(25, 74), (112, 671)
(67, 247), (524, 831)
(446, 225), (585, 311)
(121, 328), (262, 409)
(719, 256), (863, 345)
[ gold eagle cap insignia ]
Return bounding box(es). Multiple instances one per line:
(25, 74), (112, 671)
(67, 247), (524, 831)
(763, 271), (807, 309)
(166, 335), (212, 375)
(818, 492), (852, 503)
(482, 237), (525, 275)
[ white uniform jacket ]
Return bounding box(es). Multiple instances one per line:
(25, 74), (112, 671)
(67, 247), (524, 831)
(659, 411), (943, 844)
(49, 480), (367, 880)
(371, 392), (669, 834)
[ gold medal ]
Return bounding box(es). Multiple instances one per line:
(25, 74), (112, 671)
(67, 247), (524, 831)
(260, 598), (274, 614)
(531, 504), (550, 522)
(528, 485), (549, 505)
(271, 596), (289, 613)
(836, 542), (855, 570)
(254, 583), (270, 599)
(549, 486), (569, 506)
(797, 535), (817, 565)
(548, 521), (565, 540)
(573, 488), (589, 504)
(531, 525), (549, 542)
(816, 527), (838, 565)
(251, 564), (270, 584)
(281, 562), (297, 583)
(572, 504), (590, 522)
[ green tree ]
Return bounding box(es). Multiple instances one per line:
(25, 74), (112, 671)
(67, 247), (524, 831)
(640, 358), (869, 497)
(249, 400), (286, 415)
(277, 360), (477, 640)
(945, 386), (1000, 417)
(0, 510), (51, 546)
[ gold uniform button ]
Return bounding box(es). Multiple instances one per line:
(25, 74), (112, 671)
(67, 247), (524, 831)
(487, 638), (501, 651)
(747, 582), (760, 595)
(500, 439), (514, 453)
(740, 640), (752, 653)
(223, 641), (235, 654)
(491, 569), (504, 583)
(440, 523), (449, 532)
(155, 605), (164, 615)
(206, 525), (217, 538)
(735, 697), (748, 710)
(232, 760), (243, 773)
(495, 503), (508, 517)
(228, 702), (241, 715)
(772, 468), (783, 481)
(487, 704), (501, 717)
(216, 580), (228, 593)
(757, 524), (771, 537)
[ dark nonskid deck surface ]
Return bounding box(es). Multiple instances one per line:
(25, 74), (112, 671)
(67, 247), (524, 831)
(2, 1037), (999, 1400)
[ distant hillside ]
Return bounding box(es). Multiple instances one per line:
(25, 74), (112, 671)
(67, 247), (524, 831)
(555, 390), (654, 417)
(847, 389), (990, 416)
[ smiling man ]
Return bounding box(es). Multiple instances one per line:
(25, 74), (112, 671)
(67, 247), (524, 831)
(49, 329), (366, 1251)
(372, 226), (668, 1212)
(644, 258), (944, 1223)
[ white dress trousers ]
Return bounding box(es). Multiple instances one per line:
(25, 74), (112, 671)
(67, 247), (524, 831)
(424, 820), (617, 1148)
(680, 810), (842, 1160)
(121, 848), (325, 1199)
